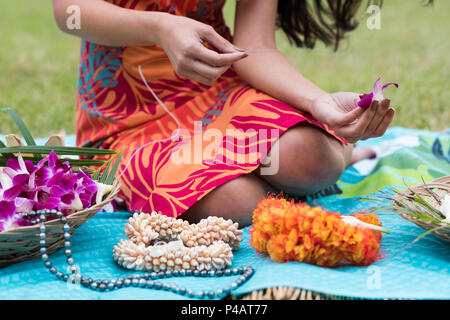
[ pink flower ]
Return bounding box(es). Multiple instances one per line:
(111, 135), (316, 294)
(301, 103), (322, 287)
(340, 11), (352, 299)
(0, 200), (28, 232)
(0, 151), (99, 231)
(358, 78), (399, 109)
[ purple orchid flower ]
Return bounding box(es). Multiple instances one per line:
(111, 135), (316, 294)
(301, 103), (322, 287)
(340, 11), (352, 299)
(358, 77), (399, 109)
(0, 200), (28, 232)
(0, 151), (99, 231)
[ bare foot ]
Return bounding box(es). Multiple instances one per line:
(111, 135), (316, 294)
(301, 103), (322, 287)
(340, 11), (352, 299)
(349, 147), (376, 166)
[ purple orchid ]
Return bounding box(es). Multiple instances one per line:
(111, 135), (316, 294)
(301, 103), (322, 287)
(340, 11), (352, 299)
(0, 200), (28, 232)
(358, 77), (399, 109)
(0, 151), (99, 231)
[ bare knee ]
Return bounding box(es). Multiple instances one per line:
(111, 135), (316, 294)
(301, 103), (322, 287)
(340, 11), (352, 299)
(260, 124), (346, 195)
(181, 174), (273, 227)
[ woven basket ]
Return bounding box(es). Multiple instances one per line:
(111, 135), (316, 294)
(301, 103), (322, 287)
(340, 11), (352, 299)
(393, 176), (450, 242)
(0, 180), (120, 268)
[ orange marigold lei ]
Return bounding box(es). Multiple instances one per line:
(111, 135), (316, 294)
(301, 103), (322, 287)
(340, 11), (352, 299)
(250, 196), (383, 267)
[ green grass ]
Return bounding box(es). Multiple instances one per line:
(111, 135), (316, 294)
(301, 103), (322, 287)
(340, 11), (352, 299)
(1, 0), (449, 137)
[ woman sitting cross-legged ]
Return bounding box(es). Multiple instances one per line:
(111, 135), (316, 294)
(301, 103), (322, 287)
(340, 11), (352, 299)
(52, 0), (393, 226)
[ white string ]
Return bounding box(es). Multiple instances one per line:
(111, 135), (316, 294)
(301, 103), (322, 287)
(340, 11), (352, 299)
(116, 59), (181, 181)
(114, 49), (276, 180)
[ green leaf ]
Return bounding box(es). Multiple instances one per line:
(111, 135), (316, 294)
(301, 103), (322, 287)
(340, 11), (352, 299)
(0, 157), (105, 167)
(99, 157), (113, 183)
(0, 146), (116, 156)
(2, 108), (36, 146)
(2, 108), (40, 158)
(412, 193), (446, 220)
(105, 149), (124, 185)
(0, 139), (13, 159)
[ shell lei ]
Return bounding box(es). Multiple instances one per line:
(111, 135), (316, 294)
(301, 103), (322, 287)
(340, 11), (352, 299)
(250, 196), (384, 267)
(113, 212), (244, 272)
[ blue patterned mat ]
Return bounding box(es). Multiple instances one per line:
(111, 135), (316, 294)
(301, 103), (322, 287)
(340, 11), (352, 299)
(0, 127), (449, 299)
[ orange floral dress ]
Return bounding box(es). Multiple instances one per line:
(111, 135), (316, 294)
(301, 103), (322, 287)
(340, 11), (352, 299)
(76, 0), (342, 217)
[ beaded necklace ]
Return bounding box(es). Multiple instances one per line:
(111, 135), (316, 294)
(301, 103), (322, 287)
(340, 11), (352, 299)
(27, 209), (254, 299)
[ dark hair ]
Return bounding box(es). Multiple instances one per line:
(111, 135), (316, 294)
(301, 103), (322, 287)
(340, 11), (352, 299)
(277, 0), (433, 51)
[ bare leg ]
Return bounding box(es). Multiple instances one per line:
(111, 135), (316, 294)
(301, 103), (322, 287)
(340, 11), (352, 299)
(180, 173), (275, 227)
(182, 123), (376, 226)
(255, 123), (348, 196)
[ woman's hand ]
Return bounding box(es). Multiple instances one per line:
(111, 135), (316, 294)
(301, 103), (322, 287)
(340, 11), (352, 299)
(158, 14), (248, 85)
(311, 92), (395, 143)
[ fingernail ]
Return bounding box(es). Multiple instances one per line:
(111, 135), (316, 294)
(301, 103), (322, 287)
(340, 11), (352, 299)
(234, 46), (246, 52)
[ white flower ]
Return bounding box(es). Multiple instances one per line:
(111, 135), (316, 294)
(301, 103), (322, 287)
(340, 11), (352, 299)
(341, 215), (390, 233)
(95, 182), (113, 204)
(439, 194), (450, 223)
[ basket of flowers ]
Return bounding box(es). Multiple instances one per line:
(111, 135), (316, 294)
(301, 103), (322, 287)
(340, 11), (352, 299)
(0, 108), (123, 267)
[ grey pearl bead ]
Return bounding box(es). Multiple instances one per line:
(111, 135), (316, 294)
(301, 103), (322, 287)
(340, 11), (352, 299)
(64, 241), (71, 248)
(224, 269), (231, 276)
(39, 233), (46, 240)
(162, 283), (170, 291)
(146, 280), (154, 288)
(196, 291), (205, 298)
(50, 267), (57, 274)
(56, 272), (63, 279)
(41, 254), (49, 261)
(131, 279), (139, 287)
(107, 282), (115, 290)
(178, 287), (187, 295)
(39, 240), (46, 247)
(40, 225), (46, 232)
(208, 270), (215, 277)
(63, 224), (70, 232)
(90, 281), (98, 290)
(67, 258), (74, 265)
(64, 232), (71, 240)
(40, 248), (47, 254)
(187, 290), (195, 297)
(65, 249), (72, 257)
(232, 268), (239, 275)
(207, 291), (215, 298)
(154, 282), (162, 289)
(139, 279), (146, 288)
(44, 261), (52, 268)
(98, 283), (106, 292)
(216, 289), (224, 297)
(150, 272), (157, 279)
(185, 270), (193, 276)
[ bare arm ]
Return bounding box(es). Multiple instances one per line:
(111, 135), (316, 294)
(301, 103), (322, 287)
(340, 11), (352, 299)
(232, 0), (394, 143)
(51, 0), (247, 84)
(52, 0), (166, 46)
(232, 0), (324, 114)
